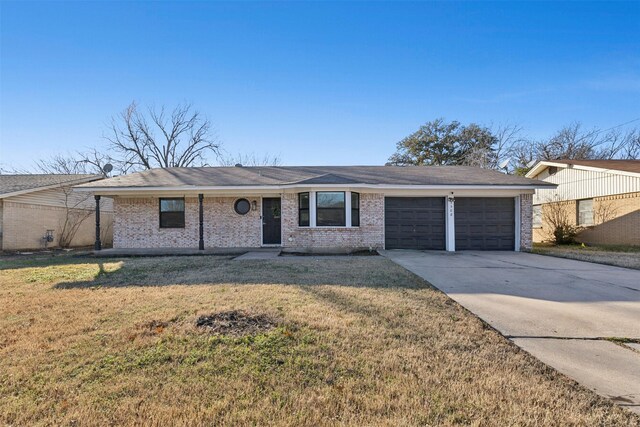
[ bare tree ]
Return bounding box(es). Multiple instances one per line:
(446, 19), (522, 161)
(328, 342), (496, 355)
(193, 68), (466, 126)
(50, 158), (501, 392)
(511, 122), (640, 175)
(35, 149), (113, 176)
(536, 123), (602, 160)
(106, 102), (220, 172)
(594, 199), (618, 225)
(491, 123), (526, 170)
(611, 128), (640, 160)
(57, 184), (94, 248)
(218, 152), (282, 167)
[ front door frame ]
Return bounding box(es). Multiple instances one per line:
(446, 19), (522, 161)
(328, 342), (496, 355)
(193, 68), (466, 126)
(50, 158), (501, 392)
(261, 196), (282, 246)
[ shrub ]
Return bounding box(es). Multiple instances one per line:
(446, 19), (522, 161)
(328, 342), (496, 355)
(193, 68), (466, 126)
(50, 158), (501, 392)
(552, 224), (579, 245)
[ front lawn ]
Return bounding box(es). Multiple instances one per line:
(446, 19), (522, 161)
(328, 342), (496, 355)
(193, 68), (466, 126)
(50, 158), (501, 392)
(533, 243), (640, 270)
(0, 254), (636, 425)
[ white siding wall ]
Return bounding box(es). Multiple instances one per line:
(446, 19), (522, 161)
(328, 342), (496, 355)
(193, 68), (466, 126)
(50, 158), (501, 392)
(533, 167), (640, 204)
(7, 187), (114, 211)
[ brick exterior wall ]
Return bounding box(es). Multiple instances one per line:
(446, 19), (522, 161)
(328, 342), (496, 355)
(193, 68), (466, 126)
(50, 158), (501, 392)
(280, 192), (384, 251)
(113, 196), (263, 249)
(579, 192), (639, 246)
(1, 201), (113, 250)
(0, 201), (3, 250)
(532, 191), (640, 246)
(113, 193), (533, 251)
(519, 193), (533, 251)
(203, 197), (262, 247)
(114, 197), (199, 248)
(113, 194), (385, 251)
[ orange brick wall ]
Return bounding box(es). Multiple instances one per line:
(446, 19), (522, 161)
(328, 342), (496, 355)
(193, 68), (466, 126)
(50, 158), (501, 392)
(579, 192), (640, 246)
(533, 192), (640, 246)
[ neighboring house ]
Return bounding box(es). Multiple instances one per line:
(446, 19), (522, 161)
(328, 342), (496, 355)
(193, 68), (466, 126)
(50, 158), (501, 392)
(76, 165), (552, 252)
(0, 174), (114, 251)
(526, 160), (640, 246)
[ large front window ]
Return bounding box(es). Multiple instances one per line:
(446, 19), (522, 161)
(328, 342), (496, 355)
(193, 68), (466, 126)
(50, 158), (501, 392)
(159, 198), (185, 228)
(316, 191), (345, 226)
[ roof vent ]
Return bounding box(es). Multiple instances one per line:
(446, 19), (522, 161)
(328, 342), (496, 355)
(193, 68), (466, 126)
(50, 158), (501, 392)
(235, 163), (243, 167)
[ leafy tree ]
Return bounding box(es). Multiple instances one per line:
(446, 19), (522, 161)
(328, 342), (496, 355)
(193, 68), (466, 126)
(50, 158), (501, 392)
(388, 118), (499, 167)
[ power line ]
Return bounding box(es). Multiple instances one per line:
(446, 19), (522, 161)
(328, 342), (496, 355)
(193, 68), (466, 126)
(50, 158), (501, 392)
(577, 117), (640, 142)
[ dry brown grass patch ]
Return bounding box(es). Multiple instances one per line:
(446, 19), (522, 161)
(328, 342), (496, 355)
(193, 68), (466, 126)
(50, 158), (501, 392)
(0, 254), (637, 426)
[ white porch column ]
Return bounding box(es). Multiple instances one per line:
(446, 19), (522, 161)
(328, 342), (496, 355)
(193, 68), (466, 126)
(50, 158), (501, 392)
(445, 196), (455, 252)
(345, 191), (352, 227)
(309, 191), (317, 227)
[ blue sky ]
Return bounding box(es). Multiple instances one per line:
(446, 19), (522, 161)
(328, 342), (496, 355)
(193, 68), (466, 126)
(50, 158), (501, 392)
(1, 1), (639, 170)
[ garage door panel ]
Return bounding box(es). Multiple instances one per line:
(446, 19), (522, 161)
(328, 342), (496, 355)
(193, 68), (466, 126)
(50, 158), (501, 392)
(455, 197), (515, 251)
(385, 197), (445, 250)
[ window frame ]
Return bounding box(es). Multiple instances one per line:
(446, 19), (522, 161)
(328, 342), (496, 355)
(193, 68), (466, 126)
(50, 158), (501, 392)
(532, 205), (542, 228)
(234, 198), (251, 215)
(159, 197), (185, 229)
(298, 192), (310, 227)
(316, 191), (346, 227)
(351, 192), (360, 227)
(577, 199), (594, 226)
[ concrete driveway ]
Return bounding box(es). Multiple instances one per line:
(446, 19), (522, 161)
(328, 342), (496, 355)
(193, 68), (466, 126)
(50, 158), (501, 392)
(382, 250), (640, 414)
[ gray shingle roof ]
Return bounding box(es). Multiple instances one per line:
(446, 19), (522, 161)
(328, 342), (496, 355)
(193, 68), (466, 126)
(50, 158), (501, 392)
(76, 166), (553, 189)
(0, 174), (102, 197)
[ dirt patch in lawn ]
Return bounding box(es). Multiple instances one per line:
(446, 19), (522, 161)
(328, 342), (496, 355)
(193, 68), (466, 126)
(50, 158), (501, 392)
(196, 310), (278, 336)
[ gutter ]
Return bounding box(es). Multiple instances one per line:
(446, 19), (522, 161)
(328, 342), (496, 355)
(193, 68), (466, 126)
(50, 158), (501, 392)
(75, 182), (556, 196)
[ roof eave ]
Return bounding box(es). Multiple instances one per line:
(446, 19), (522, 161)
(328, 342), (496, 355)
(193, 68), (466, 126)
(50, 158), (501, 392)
(525, 161), (569, 178)
(1, 176), (104, 199)
(75, 182), (556, 196)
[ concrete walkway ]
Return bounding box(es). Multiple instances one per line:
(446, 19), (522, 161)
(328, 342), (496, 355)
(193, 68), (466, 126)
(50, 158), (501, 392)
(92, 247), (275, 257)
(233, 249), (281, 260)
(381, 250), (640, 414)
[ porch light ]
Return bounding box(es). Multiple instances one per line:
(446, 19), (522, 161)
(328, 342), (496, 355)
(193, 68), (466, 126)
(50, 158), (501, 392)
(251, 200), (257, 211)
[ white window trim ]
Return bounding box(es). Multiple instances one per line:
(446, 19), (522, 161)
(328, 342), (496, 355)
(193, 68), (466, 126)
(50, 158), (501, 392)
(345, 191), (352, 227)
(301, 190), (360, 228)
(309, 191), (317, 227)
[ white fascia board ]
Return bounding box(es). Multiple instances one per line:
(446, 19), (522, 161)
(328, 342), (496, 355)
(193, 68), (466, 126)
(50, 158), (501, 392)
(525, 161), (569, 178)
(568, 165), (640, 178)
(526, 161), (640, 179)
(1, 176), (104, 199)
(76, 183), (550, 197)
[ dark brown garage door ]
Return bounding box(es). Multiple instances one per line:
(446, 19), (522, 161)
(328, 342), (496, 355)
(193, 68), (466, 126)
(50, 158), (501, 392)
(385, 197), (446, 250)
(455, 198), (515, 250)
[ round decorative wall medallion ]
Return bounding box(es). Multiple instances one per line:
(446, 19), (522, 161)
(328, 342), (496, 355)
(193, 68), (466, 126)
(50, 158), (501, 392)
(234, 198), (251, 215)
